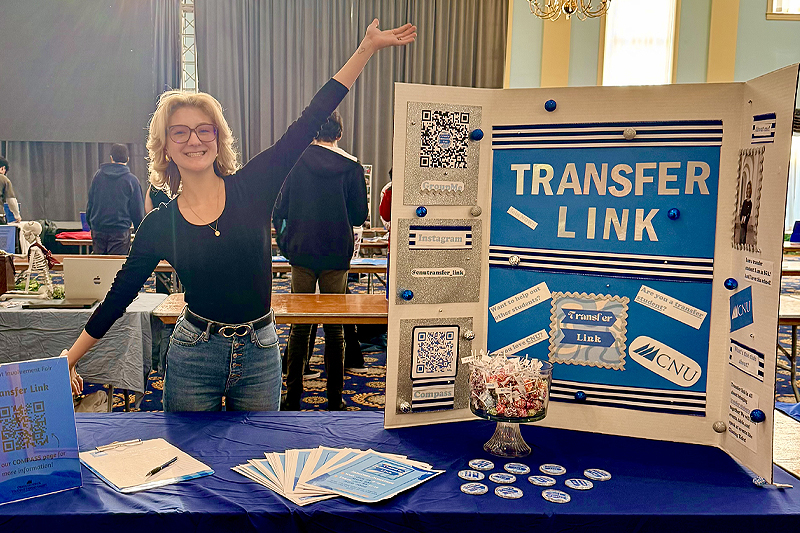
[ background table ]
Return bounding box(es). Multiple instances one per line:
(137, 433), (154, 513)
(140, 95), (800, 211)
(0, 293), (167, 394)
(153, 292), (388, 325)
(1, 411), (798, 531)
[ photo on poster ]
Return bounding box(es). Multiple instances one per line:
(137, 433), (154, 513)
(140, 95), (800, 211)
(732, 146), (764, 252)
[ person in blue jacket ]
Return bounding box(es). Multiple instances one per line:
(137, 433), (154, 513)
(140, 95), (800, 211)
(86, 144), (145, 254)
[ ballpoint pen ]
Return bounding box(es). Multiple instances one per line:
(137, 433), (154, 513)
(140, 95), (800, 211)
(145, 456), (178, 478)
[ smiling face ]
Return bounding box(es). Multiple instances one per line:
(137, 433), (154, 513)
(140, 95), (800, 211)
(165, 106), (218, 177)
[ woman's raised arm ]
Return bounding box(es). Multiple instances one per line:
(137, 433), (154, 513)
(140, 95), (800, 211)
(333, 19), (416, 89)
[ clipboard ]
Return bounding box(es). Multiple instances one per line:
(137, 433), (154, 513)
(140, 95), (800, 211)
(79, 438), (213, 493)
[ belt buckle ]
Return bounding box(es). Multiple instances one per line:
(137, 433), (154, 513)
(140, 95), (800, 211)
(219, 324), (252, 338)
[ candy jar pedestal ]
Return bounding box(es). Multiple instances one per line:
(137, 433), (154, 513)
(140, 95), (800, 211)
(483, 421), (530, 458)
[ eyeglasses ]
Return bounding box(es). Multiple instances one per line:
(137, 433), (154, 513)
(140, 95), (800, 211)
(168, 123), (218, 144)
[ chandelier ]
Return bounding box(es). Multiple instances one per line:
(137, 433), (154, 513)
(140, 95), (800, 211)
(528, 0), (611, 21)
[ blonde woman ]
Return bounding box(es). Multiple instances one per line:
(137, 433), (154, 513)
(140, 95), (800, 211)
(64, 19), (416, 411)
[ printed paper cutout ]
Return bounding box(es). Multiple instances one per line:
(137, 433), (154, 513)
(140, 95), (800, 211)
(743, 256), (773, 287)
(491, 330), (548, 357)
(420, 180), (465, 193)
(507, 206), (538, 231)
(549, 292), (629, 370)
(634, 285), (707, 329)
(729, 339), (765, 382)
(411, 326), (459, 379)
(489, 283), (551, 322)
(751, 112), (776, 144)
(410, 267), (465, 278)
(408, 225), (472, 250)
(728, 380), (760, 452)
(729, 286), (754, 332)
(628, 336), (702, 387)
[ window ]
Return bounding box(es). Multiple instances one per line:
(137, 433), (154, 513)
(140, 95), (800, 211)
(767, 0), (800, 20)
(601, 0), (678, 86)
(181, 0), (197, 92)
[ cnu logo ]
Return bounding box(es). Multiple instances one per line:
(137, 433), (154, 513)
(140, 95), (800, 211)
(731, 301), (751, 319)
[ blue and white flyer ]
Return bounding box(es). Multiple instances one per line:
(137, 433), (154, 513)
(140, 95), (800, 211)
(0, 356), (81, 505)
(305, 450), (443, 503)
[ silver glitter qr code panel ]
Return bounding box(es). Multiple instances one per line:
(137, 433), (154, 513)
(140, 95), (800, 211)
(396, 316), (473, 414)
(395, 218), (481, 305)
(404, 101), (482, 206)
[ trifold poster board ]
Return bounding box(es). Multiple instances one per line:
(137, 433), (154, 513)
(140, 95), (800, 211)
(385, 65), (800, 483)
(0, 356), (81, 505)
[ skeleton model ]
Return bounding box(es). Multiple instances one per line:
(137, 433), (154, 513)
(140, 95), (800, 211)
(20, 221), (55, 298)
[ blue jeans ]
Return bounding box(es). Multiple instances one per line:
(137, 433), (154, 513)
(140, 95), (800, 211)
(163, 314), (281, 412)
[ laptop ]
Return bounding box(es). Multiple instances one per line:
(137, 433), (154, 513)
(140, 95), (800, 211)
(0, 225), (15, 253)
(62, 256), (127, 301)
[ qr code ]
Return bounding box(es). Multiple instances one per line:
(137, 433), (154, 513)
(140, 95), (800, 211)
(1, 402), (48, 453)
(412, 326), (459, 378)
(419, 110), (470, 168)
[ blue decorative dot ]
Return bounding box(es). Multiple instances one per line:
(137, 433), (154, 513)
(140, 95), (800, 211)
(544, 99), (557, 112)
(416, 206), (427, 218)
(724, 278), (738, 291)
(574, 391), (587, 401)
(401, 289), (414, 301)
(470, 128), (484, 141)
(667, 208), (680, 220)
(750, 409), (766, 423)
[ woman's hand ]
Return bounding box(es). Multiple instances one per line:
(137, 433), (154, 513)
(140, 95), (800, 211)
(334, 19), (416, 89)
(62, 349), (84, 396)
(362, 19), (417, 53)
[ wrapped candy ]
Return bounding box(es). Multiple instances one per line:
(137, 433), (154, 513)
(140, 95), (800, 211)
(469, 351), (552, 421)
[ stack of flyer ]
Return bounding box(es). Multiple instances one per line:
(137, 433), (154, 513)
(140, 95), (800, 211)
(233, 447), (443, 505)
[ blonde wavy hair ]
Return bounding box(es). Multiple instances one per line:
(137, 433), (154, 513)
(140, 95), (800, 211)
(147, 90), (240, 195)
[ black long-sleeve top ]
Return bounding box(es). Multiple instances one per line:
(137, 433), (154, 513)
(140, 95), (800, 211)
(85, 79), (348, 339)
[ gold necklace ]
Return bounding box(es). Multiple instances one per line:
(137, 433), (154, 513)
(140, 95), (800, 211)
(184, 178), (222, 237)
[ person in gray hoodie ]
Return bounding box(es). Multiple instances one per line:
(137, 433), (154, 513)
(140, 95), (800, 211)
(274, 111), (368, 411)
(86, 144), (145, 254)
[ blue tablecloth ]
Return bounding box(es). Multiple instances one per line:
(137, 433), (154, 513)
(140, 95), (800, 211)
(777, 401), (800, 421)
(1, 411), (798, 532)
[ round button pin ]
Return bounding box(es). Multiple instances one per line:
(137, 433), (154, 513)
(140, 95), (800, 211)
(565, 478), (594, 490)
(542, 489), (571, 503)
(504, 462), (531, 475)
(489, 472), (517, 484)
(495, 486), (524, 499)
(528, 475), (556, 487)
(539, 463), (566, 476)
(468, 459), (495, 471)
(461, 482), (488, 495)
(583, 469), (611, 481)
(458, 469), (485, 481)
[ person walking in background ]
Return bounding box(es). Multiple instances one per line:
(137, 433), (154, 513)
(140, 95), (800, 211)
(274, 110), (368, 411)
(0, 156), (22, 224)
(86, 144), (145, 254)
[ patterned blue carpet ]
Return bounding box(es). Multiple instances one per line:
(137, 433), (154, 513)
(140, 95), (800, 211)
(53, 265), (799, 411)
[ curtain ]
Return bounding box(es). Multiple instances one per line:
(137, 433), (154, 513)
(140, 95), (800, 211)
(0, 0), (181, 223)
(195, 0), (508, 225)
